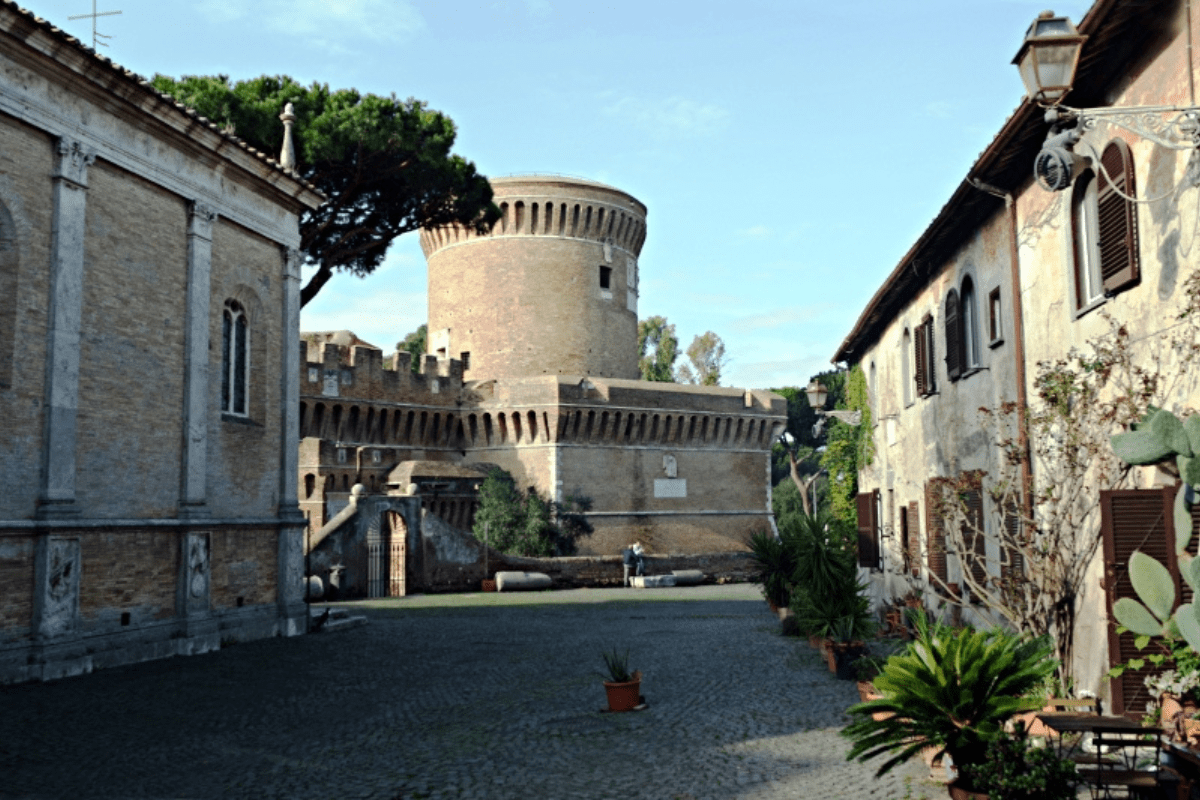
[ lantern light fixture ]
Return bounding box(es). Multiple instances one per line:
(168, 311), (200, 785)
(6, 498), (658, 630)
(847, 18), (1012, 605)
(1013, 10), (1200, 193)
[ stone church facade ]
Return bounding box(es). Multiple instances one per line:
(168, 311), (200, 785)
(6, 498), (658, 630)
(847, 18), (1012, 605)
(299, 176), (786, 578)
(0, 4), (322, 682)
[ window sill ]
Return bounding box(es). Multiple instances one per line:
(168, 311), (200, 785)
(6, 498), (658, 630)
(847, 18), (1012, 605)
(1072, 295), (1106, 321)
(988, 336), (1004, 349)
(221, 413), (262, 427)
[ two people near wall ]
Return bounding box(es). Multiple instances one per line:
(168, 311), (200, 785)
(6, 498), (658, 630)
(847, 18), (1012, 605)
(623, 541), (645, 577)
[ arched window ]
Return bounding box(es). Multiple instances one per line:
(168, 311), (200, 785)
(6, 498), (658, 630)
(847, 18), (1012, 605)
(1096, 139), (1140, 294)
(961, 276), (979, 370)
(221, 299), (249, 416)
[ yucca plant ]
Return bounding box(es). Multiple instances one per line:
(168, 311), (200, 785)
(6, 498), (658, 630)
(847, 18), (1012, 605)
(843, 611), (1056, 785)
(599, 647), (634, 683)
(747, 530), (793, 608)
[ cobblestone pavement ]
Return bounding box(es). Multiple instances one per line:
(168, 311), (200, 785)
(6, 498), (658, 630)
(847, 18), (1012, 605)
(0, 584), (939, 800)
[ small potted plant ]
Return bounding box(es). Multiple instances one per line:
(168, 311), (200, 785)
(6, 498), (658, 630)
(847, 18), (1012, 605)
(599, 647), (642, 712)
(957, 722), (1077, 799)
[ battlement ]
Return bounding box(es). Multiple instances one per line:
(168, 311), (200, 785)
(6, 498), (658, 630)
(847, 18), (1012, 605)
(419, 175), (647, 259)
(299, 338), (465, 406)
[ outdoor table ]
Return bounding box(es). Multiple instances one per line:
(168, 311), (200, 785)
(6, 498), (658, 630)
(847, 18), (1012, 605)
(1034, 713), (1141, 761)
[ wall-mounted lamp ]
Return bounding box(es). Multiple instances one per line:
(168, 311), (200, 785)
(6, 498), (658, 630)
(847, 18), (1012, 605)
(1015, 11), (1200, 192)
(805, 380), (861, 439)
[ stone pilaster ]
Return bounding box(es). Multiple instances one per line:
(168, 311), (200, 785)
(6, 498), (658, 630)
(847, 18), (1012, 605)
(278, 246), (306, 633)
(37, 137), (95, 518)
(32, 535), (81, 640)
(180, 202), (217, 518)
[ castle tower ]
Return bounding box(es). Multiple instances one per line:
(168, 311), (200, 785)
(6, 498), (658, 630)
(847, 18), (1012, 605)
(420, 175), (647, 382)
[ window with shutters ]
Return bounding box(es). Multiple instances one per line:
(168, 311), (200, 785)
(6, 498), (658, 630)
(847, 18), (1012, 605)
(856, 490), (881, 570)
(1101, 487), (1184, 718)
(1000, 499), (1024, 584)
(1071, 168), (1104, 311)
(960, 480), (987, 601)
(914, 315), (936, 397)
(944, 289), (963, 381)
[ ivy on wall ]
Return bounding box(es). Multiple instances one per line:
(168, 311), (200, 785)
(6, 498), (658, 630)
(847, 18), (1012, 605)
(820, 364), (873, 528)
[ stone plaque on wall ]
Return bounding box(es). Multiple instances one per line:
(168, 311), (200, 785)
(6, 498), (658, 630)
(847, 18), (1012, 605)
(654, 479), (687, 498)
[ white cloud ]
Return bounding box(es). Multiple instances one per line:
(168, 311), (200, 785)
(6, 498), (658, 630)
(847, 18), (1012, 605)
(728, 305), (827, 334)
(739, 225), (770, 238)
(196, 0), (425, 44)
(604, 95), (730, 141)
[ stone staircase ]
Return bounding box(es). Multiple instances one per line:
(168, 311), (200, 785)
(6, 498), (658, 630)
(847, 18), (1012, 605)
(308, 605), (369, 633)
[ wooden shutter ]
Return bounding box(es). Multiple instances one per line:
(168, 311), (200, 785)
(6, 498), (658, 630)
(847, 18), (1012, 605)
(963, 487), (987, 595)
(1101, 487), (1179, 719)
(856, 491), (879, 569)
(908, 501), (921, 577)
(926, 480), (948, 586)
(924, 318), (936, 394)
(914, 320), (927, 397)
(1000, 499), (1024, 582)
(944, 291), (963, 381)
(1097, 139), (1139, 294)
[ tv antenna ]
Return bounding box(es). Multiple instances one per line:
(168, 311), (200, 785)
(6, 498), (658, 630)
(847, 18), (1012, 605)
(68, 0), (122, 50)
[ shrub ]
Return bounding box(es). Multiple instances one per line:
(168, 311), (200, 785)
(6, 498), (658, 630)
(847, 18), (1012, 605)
(960, 722), (1077, 799)
(472, 468), (591, 557)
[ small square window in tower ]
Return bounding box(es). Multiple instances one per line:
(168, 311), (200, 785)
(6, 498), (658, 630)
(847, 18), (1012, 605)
(599, 265), (612, 290)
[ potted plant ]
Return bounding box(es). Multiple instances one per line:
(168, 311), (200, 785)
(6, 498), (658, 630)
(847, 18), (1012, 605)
(854, 655), (886, 704)
(748, 530), (794, 612)
(843, 611), (1056, 797)
(957, 722), (1077, 800)
(599, 647), (642, 712)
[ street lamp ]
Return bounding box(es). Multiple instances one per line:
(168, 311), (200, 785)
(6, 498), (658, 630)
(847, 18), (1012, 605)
(805, 380), (862, 435)
(1014, 11), (1200, 192)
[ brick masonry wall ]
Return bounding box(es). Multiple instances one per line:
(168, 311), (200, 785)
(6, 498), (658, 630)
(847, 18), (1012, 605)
(208, 220), (285, 519)
(0, 535), (34, 641)
(78, 529), (178, 626)
(76, 160), (187, 519)
(210, 527), (278, 609)
(0, 114), (53, 520)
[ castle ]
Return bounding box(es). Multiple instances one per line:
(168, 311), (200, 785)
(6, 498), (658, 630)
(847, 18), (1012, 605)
(299, 175), (786, 591)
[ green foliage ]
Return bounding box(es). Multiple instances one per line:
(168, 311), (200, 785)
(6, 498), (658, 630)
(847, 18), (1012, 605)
(821, 364), (871, 528)
(843, 612), (1056, 780)
(1109, 407), (1200, 654)
(599, 647), (634, 683)
(149, 74), (498, 306)
(397, 324), (427, 375)
(960, 723), (1077, 799)
(748, 530), (794, 608)
(637, 316), (679, 382)
(676, 331), (728, 385)
(471, 468), (591, 557)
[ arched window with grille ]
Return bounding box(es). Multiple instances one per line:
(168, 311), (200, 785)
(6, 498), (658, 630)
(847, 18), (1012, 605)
(221, 299), (249, 417)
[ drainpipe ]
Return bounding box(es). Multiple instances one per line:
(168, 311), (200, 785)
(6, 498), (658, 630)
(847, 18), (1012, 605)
(969, 179), (1034, 529)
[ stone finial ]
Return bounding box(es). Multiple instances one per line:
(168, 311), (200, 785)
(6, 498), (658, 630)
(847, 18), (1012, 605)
(279, 102), (297, 171)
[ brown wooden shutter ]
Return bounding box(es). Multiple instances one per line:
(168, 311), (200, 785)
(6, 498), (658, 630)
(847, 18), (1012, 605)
(924, 318), (936, 394)
(1097, 139), (1139, 294)
(914, 321), (927, 398)
(944, 291), (963, 381)
(908, 501), (921, 577)
(963, 487), (987, 594)
(926, 480), (948, 586)
(1000, 499), (1024, 582)
(856, 491), (878, 569)
(1101, 487), (1179, 718)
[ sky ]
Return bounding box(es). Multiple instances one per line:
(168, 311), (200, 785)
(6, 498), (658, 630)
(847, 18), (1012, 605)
(23, 0), (1095, 389)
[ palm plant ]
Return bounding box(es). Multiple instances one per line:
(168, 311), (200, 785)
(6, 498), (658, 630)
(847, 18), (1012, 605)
(748, 530), (794, 608)
(843, 611), (1056, 784)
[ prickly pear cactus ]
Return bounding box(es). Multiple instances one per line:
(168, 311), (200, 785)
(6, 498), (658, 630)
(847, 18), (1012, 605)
(1111, 408), (1200, 650)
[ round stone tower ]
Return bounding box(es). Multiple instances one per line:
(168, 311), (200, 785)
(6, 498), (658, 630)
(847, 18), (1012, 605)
(420, 175), (647, 382)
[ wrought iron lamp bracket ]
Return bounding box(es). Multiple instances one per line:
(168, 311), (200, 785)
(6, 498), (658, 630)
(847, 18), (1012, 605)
(1052, 105), (1200, 151)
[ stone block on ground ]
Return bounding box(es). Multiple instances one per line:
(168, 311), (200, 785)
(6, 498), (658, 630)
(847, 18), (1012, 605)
(495, 571), (552, 592)
(671, 570), (704, 586)
(630, 575), (676, 589)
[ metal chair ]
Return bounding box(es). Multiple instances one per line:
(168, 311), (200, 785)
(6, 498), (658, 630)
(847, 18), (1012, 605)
(1090, 725), (1162, 799)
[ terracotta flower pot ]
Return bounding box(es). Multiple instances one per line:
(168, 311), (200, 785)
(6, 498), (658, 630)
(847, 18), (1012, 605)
(856, 680), (882, 703)
(603, 670), (642, 712)
(1163, 693), (1183, 738)
(481, 579), (497, 592)
(947, 780), (988, 800)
